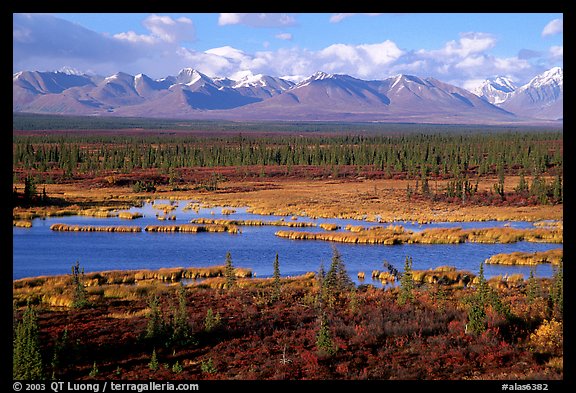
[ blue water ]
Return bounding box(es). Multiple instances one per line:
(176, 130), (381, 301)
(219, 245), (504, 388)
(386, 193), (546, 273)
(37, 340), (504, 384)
(13, 199), (561, 285)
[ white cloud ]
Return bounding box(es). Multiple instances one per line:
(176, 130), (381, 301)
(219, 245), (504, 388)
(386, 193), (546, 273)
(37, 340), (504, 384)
(454, 55), (486, 70)
(113, 14), (194, 45)
(358, 41), (404, 66)
(492, 57), (530, 72)
(432, 32), (496, 58)
(542, 19), (563, 37)
(462, 78), (488, 92)
(143, 14), (194, 43)
(176, 48), (234, 77)
(317, 41), (404, 78)
(329, 13), (382, 23)
(113, 31), (159, 44)
(218, 13), (296, 27)
(275, 33), (293, 41)
(549, 45), (563, 58)
(13, 14), (558, 89)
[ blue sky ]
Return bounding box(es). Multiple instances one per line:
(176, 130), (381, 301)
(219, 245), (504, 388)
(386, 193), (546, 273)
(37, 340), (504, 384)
(13, 13), (563, 89)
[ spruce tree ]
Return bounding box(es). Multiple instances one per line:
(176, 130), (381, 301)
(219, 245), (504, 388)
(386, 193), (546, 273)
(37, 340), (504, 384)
(145, 295), (165, 341)
(316, 312), (336, 356)
(13, 305), (44, 379)
(398, 256), (415, 305)
(170, 284), (191, 345)
(324, 247), (354, 295)
(71, 261), (89, 309)
(224, 251), (236, 289)
(272, 253), (281, 302)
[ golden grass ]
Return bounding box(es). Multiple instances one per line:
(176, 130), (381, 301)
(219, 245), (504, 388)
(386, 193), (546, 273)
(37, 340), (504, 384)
(182, 202), (201, 213)
(13, 265), (256, 308)
(144, 224), (240, 233)
(191, 218), (317, 228)
(162, 177), (561, 223)
(194, 272), (316, 290)
(16, 178), (561, 228)
(319, 223), (340, 231)
(275, 226), (562, 245)
(156, 214), (176, 221)
(485, 248), (563, 266)
(13, 220), (32, 228)
(411, 266), (475, 288)
(118, 212), (143, 219)
(50, 223), (142, 232)
(152, 203), (177, 213)
(78, 208), (118, 217)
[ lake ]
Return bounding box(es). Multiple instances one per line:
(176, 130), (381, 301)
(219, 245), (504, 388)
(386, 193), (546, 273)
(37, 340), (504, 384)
(13, 199), (561, 284)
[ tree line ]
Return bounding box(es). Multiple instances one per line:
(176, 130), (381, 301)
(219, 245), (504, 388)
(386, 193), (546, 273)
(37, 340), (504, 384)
(13, 131), (562, 180)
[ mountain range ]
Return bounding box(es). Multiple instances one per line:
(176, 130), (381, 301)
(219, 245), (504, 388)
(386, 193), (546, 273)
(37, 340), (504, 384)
(13, 67), (563, 125)
(472, 67), (562, 121)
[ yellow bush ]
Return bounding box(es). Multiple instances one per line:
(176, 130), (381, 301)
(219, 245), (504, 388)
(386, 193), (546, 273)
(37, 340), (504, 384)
(530, 319), (563, 355)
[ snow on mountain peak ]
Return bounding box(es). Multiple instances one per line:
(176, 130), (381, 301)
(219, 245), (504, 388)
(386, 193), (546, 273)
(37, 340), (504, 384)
(176, 68), (206, 86)
(104, 72), (134, 83)
(311, 71), (334, 80)
(295, 71), (335, 88)
(469, 76), (518, 105)
(232, 73), (268, 88)
(528, 67), (563, 89)
(58, 66), (85, 76)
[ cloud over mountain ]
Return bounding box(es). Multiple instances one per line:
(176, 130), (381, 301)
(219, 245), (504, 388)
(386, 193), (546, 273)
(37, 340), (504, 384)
(13, 14), (562, 91)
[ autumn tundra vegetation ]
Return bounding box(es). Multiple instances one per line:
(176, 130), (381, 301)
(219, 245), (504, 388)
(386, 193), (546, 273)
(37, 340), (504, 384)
(13, 116), (563, 380)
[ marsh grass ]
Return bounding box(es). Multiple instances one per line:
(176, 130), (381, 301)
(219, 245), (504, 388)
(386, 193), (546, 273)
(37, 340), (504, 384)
(13, 220), (33, 228)
(191, 218), (317, 228)
(485, 248), (563, 266)
(275, 226), (562, 245)
(50, 223), (141, 232)
(118, 212), (143, 219)
(144, 224), (240, 233)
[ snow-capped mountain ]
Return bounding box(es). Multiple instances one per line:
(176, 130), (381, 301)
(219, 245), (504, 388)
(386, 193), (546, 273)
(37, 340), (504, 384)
(13, 67), (562, 124)
(500, 67), (563, 120)
(225, 72), (514, 122)
(470, 68), (563, 121)
(471, 77), (517, 105)
(232, 72), (294, 99)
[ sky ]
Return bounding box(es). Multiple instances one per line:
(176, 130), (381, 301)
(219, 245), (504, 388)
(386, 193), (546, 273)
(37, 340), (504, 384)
(13, 13), (563, 89)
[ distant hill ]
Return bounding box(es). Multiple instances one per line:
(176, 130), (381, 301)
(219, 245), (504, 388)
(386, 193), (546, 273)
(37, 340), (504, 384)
(13, 67), (563, 125)
(470, 67), (563, 121)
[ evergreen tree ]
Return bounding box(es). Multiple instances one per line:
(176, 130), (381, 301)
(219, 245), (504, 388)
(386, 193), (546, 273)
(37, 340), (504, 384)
(145, 295), (165, 341)
(23, 175), (36, 202)
(204, 308), (221, 332)
(324, 247), (354, 295)
(149, 348), (159, 371)
(515, 172), (529, 195)
(170, 284), (192, 345)
(398, 256), (415, 305)
(526, 266), (540, 304)
(13, 305), (44, 379)
(552, 174), (562, 203)
(272, 253), (281, 302)
(549, 260), (563, 317)
(316, 312), (336, 356)
(71, 261), (89, 309)
(224, 251), (236, 289)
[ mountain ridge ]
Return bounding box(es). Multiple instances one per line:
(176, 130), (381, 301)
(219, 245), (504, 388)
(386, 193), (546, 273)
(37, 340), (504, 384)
(470, 67), (563, 121)
(13, 68), (563, 125)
